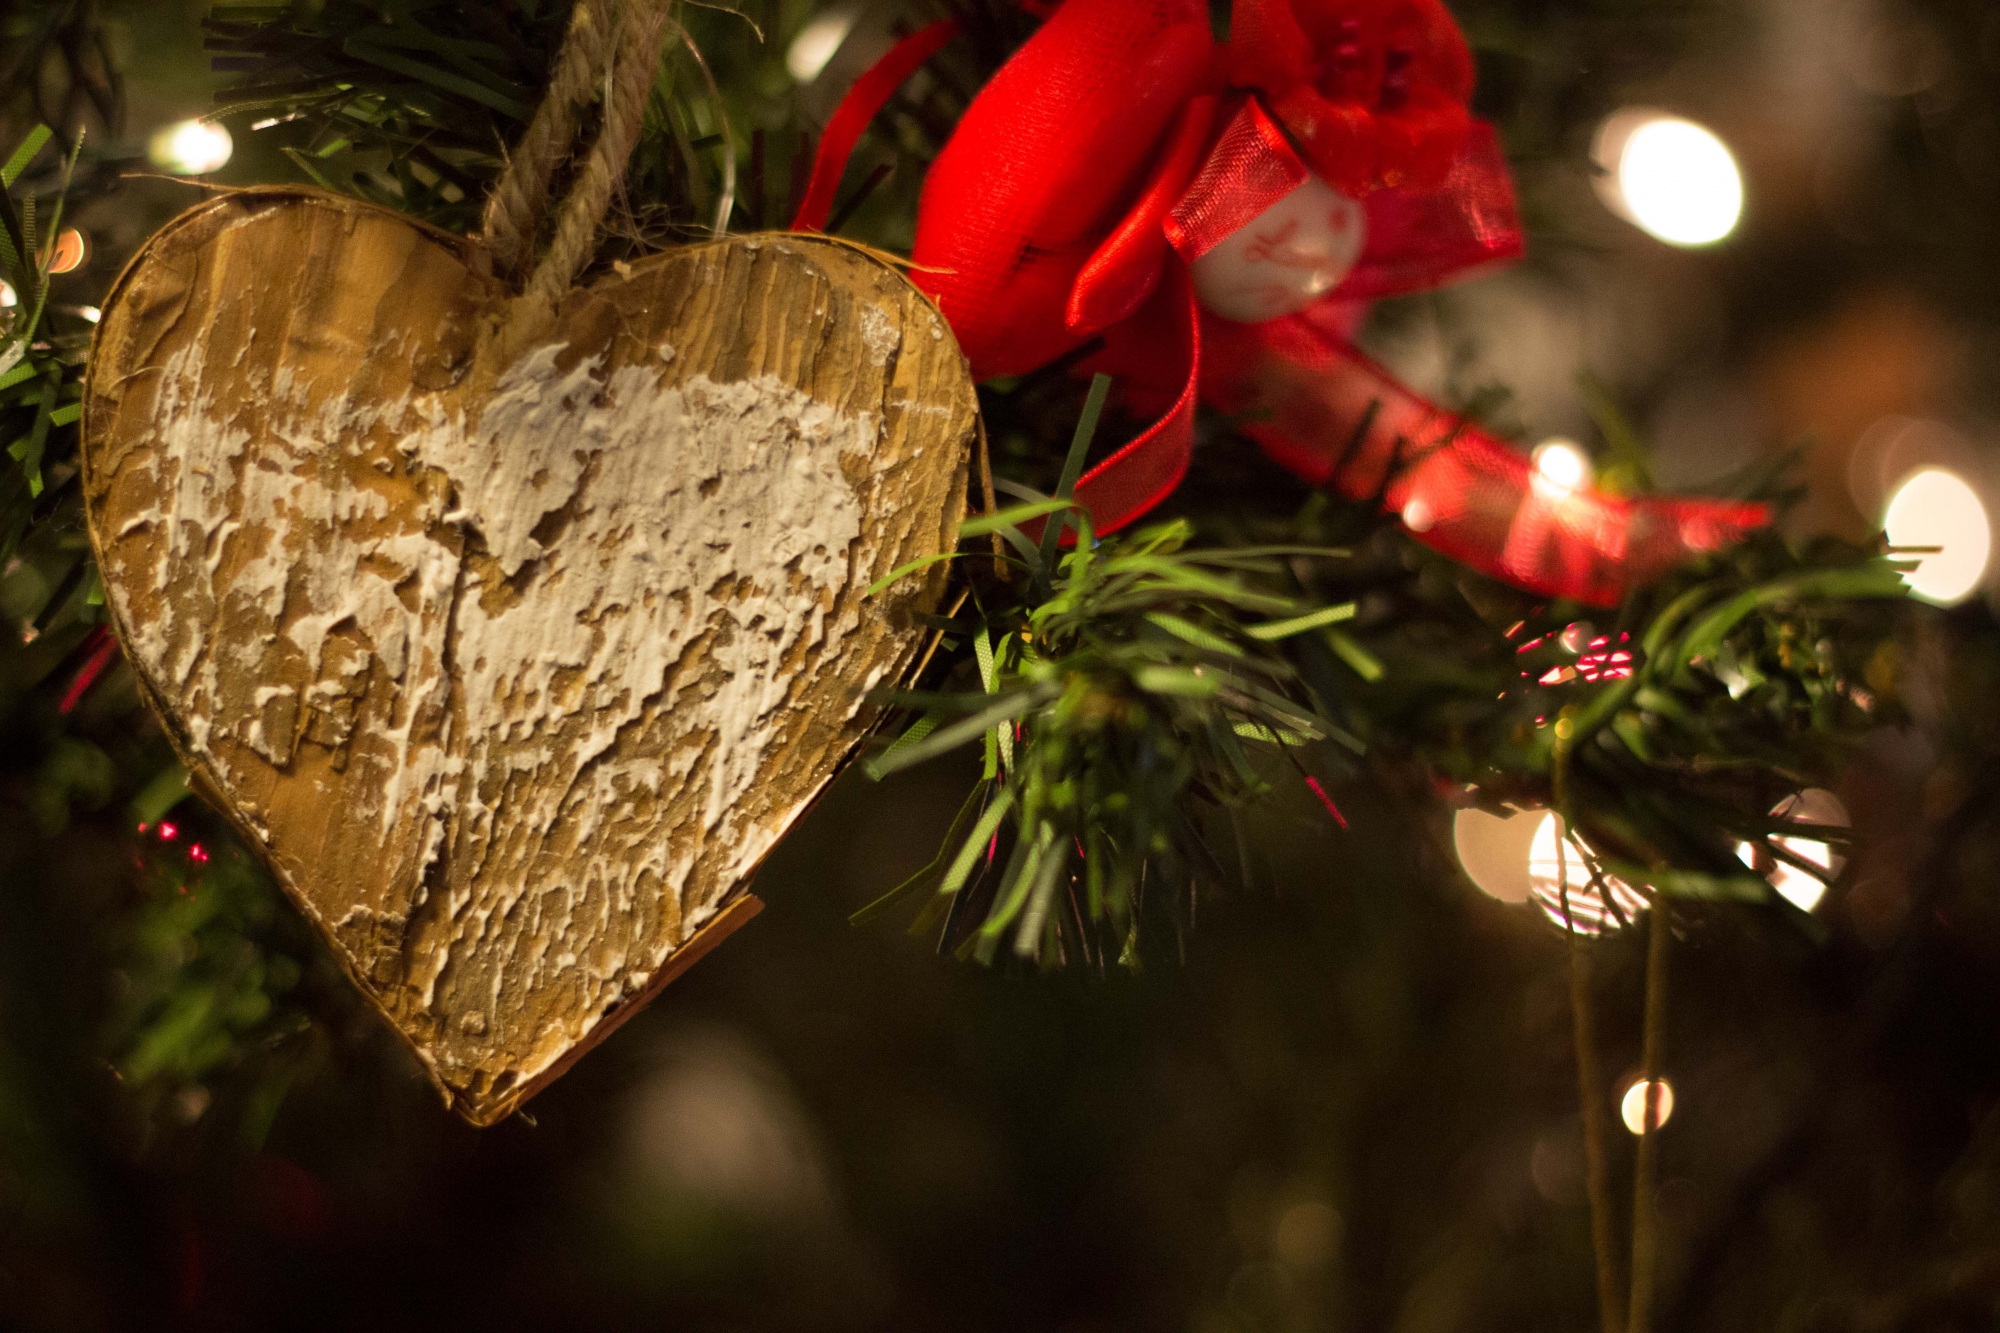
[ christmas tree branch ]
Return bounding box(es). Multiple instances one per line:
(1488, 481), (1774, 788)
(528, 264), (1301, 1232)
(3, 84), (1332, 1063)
(1628, 898), (1671, 1333)
(1570, 932), (1626, 1333)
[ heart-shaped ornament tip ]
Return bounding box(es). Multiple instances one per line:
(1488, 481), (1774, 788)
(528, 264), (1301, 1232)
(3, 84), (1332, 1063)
(83, 188), (976, 1124)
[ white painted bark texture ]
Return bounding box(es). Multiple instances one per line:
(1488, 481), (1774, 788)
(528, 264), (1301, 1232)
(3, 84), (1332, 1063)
(81, 188), (975, 1124)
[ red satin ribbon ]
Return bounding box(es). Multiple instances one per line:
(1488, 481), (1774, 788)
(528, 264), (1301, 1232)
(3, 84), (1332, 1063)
(798, 0), (1770, 606)
(792, 18), (963, 233)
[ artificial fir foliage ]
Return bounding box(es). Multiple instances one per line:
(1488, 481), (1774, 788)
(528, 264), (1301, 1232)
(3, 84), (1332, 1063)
(200, 2), (569, 231)
(875, 463), (1908, 961)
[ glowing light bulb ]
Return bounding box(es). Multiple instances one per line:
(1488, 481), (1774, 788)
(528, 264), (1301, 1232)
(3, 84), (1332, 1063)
(148, 119), (233, 176)
(1620, 1078), (1675, 1134)
(1735, 789), (1848, 913)
(1884, 468), (1990, 605)
(0, 280), (15, 308)
(1452, 806), (1541, 903)
(1532, 438), (1591, 496)
(1595, 111), (1743, 247)
(787, 8), (859, 83)
(1528, 813), (1648, 935)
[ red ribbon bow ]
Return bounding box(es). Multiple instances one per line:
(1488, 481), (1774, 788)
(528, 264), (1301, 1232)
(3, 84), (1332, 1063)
(796, 0), (1769, 606)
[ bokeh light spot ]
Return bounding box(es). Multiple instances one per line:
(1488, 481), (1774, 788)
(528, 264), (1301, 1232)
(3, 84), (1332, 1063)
(1735, 788), (1848, 913)
(1532, 438), (1591, 496)
(1620, 1078), (1675, 1134)
(1272, 1200), (1341, 1269)
(786, 9), (858, 83)
(45, 228), (87, 275)
(1598, 112), (1743, 246)
(148, 119), (233, 175)
(1452, 806), (1541, 903)
(1884, 468), (1990, 605)
(1528, 813), (1648, 935)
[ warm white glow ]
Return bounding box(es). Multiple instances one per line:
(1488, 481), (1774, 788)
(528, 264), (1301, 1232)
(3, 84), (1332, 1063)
(1884, 468), (1990, 605)
(1532, 438), (1591, 496)
(1452, 806), (1541, 903)
(1528, 813), (1648, 935)
(1735, 788), (1848, 913)
(0, 280), (14, 309)
(786, 9), (859, 83)
(78, 305), (101, 325)
(1846, 416), (1970, 520)
(148, 119), (233, 175)
(1604, 114), (1743, 247)
(1621, 1078), (1675, 1134)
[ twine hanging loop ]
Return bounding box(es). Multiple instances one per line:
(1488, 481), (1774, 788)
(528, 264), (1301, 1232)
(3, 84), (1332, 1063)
(479, 0), (678, 306)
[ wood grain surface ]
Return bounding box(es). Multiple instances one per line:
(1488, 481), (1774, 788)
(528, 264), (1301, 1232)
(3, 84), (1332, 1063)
(82, 188), (974, 1124)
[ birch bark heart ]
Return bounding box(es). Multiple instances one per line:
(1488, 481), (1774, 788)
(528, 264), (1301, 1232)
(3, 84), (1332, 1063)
(81, 188), (975, 1124)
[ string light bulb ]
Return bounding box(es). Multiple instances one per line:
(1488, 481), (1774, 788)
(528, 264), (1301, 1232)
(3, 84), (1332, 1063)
(1620, 1078), (1675, 1134)
(1735, 789), (1848, 913)
(148, 119), (233, 176)
(1528, 813), (1648, 935)
(1452, 806), (1540, 903)
(1884, 467), (1990, 606)
(44, 228), (87, 275)
(1593, 110), (1743, 247)
(787, 7), (859, 82)
(1531, 438), (1591, 496)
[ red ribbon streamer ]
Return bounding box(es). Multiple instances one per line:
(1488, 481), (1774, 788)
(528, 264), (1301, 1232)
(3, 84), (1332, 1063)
(59, 625), (118, 716)
(791, 19), (963, 233)
(798, 0), (1770, 606)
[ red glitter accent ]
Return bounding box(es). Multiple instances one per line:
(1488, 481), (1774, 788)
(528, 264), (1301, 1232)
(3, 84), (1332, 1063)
(190, 844), (209, 864)
(158, 822), (178, 841)
(1522, 629), (1636, 686)
(1304, 776), (1349, 828)
(1575, 632), (1635, 682)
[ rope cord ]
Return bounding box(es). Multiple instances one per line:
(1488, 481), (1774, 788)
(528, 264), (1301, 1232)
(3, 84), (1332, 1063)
(479, 0), (612, 284)
(526, 0), (678, 307)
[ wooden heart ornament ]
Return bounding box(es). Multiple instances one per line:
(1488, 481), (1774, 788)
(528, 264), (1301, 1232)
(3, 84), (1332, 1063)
(82, 188), (975, 1124)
